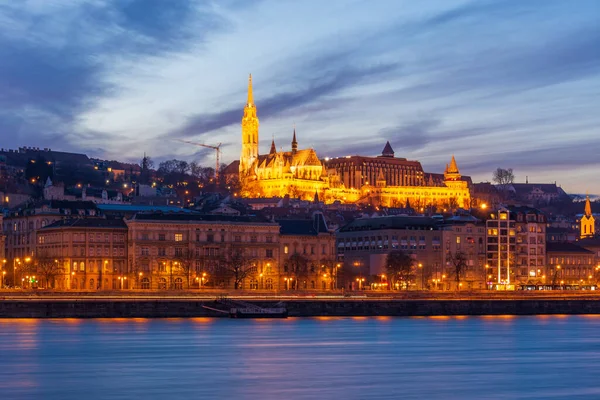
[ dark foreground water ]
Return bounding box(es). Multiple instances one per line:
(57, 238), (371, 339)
(1, 316), (600, 400)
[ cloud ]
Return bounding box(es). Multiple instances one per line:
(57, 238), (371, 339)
(0, 0), (227, 153)
(169, 61), (399, 139)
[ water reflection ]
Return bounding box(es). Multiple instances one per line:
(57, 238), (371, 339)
(0, 316), (599, 400)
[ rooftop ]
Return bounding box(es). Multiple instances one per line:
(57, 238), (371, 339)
(546, 242), (594, 254)
(338, 215), (441, 232)
(41, 218), (127, 230)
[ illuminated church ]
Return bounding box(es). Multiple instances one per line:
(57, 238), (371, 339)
(235, 75), (471, 209)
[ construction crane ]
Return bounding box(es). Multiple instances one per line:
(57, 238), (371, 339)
(176, 139), (222, 181)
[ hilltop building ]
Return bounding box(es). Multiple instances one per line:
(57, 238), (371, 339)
(232, 75), (471, 210)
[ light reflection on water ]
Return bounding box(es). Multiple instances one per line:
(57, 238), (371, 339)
(0, 316), (600, 400)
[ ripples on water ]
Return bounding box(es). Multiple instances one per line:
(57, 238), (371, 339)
(1, 316), (600, 400)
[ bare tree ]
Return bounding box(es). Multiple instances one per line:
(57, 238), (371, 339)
(287, 253), (309, 290)
(34, 256), (64, 289)
(493, 168), (515, 198)
(448, 251), (468, 290)
(385, 250), (414, 290)
(174, 249), (195, 289)
(219, 247), (253, 289)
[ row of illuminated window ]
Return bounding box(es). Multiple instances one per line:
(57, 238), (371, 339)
(137, 232), (275, 244)
(282, 244), (330, 255)
(38, 232), (125, 244)
(549, 256), (596, 265)
(139, 247), (275, 259)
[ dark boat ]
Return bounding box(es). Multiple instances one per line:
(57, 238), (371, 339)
(203, 299), (288, 319)
(229, 305), (288, 319)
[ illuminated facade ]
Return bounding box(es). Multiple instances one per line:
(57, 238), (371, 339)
(36, 219), (128, 290)
(236, 75), (471, 209)
(580, 195), (595, 239)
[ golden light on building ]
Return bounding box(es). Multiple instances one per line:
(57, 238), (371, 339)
(234, 75), (471, 208)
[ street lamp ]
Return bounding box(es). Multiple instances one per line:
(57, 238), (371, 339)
(1, 270), (5, 288)
(418, 263), (423, 290)
(71, 271), (75, 289)
(355, 277), (365, 290)
(259, 273), (263, 290)
(13, 257), (20, 287)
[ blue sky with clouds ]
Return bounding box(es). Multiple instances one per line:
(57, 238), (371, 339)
(0, 0), (599, 194)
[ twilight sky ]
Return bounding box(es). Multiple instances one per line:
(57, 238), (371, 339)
(1, 0), (599, 194)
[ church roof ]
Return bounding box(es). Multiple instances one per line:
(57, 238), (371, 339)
(585, 195), (593, 217)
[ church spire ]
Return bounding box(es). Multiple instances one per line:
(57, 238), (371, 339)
(270, 137), (276, 155)
(247, 74), (254, 106)
(585, 194), (593, 217)
(448, 155), (459, 173)
(292, 127), (298, 155)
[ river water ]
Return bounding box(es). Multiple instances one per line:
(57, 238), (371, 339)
(1, 316), (599, 400)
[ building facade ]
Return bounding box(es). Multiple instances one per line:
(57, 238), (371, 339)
(442, 217), (487, 290)
(233, 75), (471, 209)
(486, 206), (546, 288)
(3, 200), (99, 263)
(336, 216), (445, 290)
(546, 242), (596, 287)
(35, 219), (128, 290)
(125, 213), (281, 290)
(277, 213), (337, 291)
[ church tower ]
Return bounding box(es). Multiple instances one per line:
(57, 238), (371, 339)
(240, 74), (259, 176)
(580, 195), (595, 239)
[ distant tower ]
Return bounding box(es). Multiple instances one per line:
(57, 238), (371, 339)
(580, 195), (595, 239)
(240, 74), (259, 176)
(291, 128), (298, 155)
(444, 155), (461, 181)
(381, 141), (395, 158)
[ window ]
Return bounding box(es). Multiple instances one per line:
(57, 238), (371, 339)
(159, 234), (166, 241)
(173, 277), (183, 290)
(141, 247), (149, 256)
(141, 278), (150, 289)
(284, 245), (289, 254)
(234, 235), (241, 242)
(207, 234), (214, 243)
(266, 236), (273, 243)
(158, 248), (166, 256)
(250, 235), (257, 243)
(266, 249), (274, 258)
(175, 233), (183, 242)
(175, 247), (183, 257)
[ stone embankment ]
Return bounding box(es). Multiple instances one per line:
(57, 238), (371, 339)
(1, 293), (600, 318)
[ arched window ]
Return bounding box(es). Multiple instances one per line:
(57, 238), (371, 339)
(141, 277), (151, 289)
(80, 279), (85, 290)
(265, 278), (273, 290)
(72, 261), (78, 272)
(174, 277), (183, 290)
(80, 262), (85, 271)
(72, 278), (78, 290)
(158, 277), (167, 290)
(249, 279), (258, 290)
